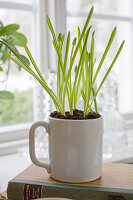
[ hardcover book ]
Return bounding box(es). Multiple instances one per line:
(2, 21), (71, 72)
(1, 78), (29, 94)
(7, 162), (133, 200)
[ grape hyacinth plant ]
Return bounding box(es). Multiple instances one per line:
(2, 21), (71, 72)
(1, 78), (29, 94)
(0, 7), (125, 117)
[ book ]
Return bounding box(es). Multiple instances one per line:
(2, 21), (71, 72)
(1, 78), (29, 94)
(0, 191), (72, 200)
(7, 162), (133, 200)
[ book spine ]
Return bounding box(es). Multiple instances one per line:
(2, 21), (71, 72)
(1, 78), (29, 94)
(7, 181), (133, 200)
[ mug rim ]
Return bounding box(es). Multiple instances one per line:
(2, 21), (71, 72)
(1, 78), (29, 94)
(49, 115), (103, 122)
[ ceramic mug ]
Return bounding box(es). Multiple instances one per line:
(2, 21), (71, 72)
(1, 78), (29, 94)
(29, 117), (103, 183)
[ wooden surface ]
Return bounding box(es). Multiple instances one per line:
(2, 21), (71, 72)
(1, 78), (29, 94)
(0, 191), (7, 199)
(13, 162), (133, 190)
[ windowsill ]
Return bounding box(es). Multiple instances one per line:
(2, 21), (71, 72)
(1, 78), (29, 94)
(0, 138), (29, 156)
(0, 152), (31, 193)
(0, 123), (32, 156)
(0, 122), (32, 143)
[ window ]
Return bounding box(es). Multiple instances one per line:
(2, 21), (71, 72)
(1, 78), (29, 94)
(0, 8), (34, 126)
(0, 0), (49, 155)
(0, 1), (36, 128)
(66, 0), (133, 115)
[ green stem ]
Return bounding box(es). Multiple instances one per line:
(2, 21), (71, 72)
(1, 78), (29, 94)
(24, 44), (47, 84)
(71, 28), (90, 114)
(92, 27), (116, 86)
(62, 9), (93, 113)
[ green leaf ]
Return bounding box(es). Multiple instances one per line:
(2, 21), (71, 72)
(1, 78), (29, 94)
(0, 40), (31, 71)
(92, 87), (97, 113)
(10, 32), (27, 46)
(0, 20), (3, 29)
(70, 7), (93, 71)
(64, 31), (70, 70)
(92, 27), (116, 86)
(1, 46), (10, 62)
(0, 91), (14, 100)
(24, 44), (46, 83)
(1, 54), (8, 63)
(0, 39), (29, 69)
(16, 55), (30, 71)
(71, 27), (91, 112)
(62, 7), (93, 111)
(62, 31), (70, 103)
(0, 44), (4, 59)
(61, 33), (65, 49)
(90, 31), (95, 89)
(87, 52), (91, 61)
(0, 24), (20, 36)
(63, 7), (93, 112)
(46, 16), (58, 51)
(16, 64), (21, 71)
(90, 40), (125, 108)
(72, 37), (77, 46)
(0, 66), (3, 71)
(81, 89), (86, 103)
(16, 54), (30, 67)
(1, 39), (19, 54)
(57, 33), (62, 42)
(47, 15), (65, 76)
(6, 36), (14, 43)
(74, 66), (78, 73)
(0, 39), (27, 67)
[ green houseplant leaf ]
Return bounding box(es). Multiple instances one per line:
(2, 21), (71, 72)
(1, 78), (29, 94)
(0, 22), (29, 72)
(0, 91), (14, 100)
(0, 20), (3, 29)
(0, 40), (30, 68)
(0, 24), (20, 36)
(10, 32), (27, 46)
(16, 54), (30, 67)
(1, 45), (10, 63)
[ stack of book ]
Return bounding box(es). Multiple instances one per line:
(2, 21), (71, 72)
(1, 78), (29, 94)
(3, 162), (133, 200)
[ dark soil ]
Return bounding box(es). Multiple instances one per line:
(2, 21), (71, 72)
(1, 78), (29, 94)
(50, 109), (101, 120)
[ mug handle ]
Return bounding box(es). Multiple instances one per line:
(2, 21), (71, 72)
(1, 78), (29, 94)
(29, 121), (51, 173)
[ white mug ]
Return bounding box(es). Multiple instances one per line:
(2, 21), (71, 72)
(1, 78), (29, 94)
(29, 117), (103, 183)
